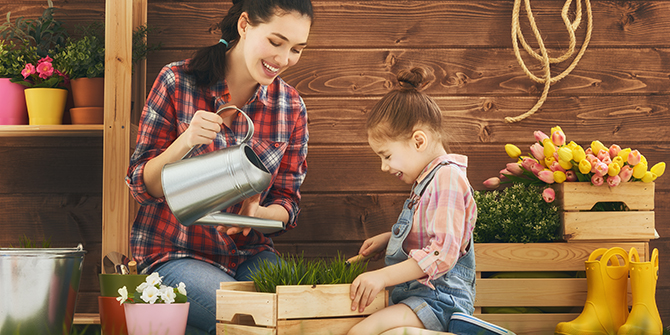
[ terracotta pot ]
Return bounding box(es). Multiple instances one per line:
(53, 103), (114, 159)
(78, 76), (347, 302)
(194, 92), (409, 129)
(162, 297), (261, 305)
(24, 88), (68, 125)
(99, 296), (128, 335)
(69, 107), (104, 124)
(70, 77), (104, 107)
(124, 302), (190, 335)
(0, 78), (28, 125)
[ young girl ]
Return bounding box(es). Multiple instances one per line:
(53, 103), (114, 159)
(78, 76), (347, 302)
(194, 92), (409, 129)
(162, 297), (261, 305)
(125, 0), (313, 333)
(348, 67), (510, 335)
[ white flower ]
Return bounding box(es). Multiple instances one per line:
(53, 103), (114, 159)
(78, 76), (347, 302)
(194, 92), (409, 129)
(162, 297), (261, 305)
(116, 286), (128, 305)
(136, 282), (149, 293)
(177, 282), (187, 296)
(159, 286), (176, 304)
(140, 285), (160, 304)
(145, 272), (163, 286)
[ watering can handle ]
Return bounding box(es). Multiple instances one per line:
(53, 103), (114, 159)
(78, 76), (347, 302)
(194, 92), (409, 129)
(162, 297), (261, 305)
(181, 106), (254, 160)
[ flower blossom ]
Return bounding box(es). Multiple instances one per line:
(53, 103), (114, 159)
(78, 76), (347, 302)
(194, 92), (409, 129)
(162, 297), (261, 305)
(159, 285), (176, 304)
(591, 141), (606, 156)
(36, 61), (54, 80)
(177, 282), (187, 296)
(21, 63), (36, 79)
(591, 174), (604, 186)
(506, 162), (524, 176)
(530, 143), (545, 161)
(608, 144), (621, 159)
(628, 150), (641, 166)
(542, 188), (555, 203)
(608, 162), (621, 177)
(565, 170), (578, 182)
(505, 144), (521, 159)
(617, 148), (632, 163)
(607, 175), (621, 187)
(551, 127), (566, 146)
(553, 171), (567, 183)
(146, 272), (163, 287)
(633, 163), (648, 179)
(537, 170), (555, 184)
(534, 131), (549, 142)
(579, 159), (592, 174)
(594, 162), (609, 177)
(572, 146), (586, 163)
(117, 286), (128, 305)
(651, 162), (666, 178)
(641, 172), (654, 183)
(619, 165), (633, 182)
(141, 285), (160, 304)
(483, 177), (500, 190)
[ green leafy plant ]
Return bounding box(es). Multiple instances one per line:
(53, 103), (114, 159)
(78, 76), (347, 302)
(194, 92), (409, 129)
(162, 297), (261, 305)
(473, 184), (561, 243)
(59, 22), (105, 79)
(250, 253), (369, 293)
(8, 234), (52, 248)
(132, 24), (161, 68)
(0, 40), (38, 78)
(0, 0), (68, 58)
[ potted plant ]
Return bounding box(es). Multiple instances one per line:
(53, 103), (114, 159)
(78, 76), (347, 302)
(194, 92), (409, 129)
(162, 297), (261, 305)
(471, 126), (665, 334)
(0, 40), (36, 125)
(0, 235), (86, 335)
(59, 22), (106, 124)
(117, 272), (189, 335)
(218, 254), (387, 335)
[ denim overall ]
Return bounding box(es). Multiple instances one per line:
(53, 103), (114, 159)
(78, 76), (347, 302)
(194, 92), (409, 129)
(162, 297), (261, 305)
(385, 162), (476, 332)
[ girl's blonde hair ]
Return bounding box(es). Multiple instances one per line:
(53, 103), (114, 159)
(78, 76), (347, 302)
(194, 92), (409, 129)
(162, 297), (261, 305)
(366, 67), (448, 150)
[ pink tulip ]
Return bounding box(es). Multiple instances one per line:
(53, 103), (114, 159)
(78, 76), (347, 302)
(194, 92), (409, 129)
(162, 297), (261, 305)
(619, 165), (633, 182)
(521, 157), (536, 171)
(551, 130), (566, 146)
(21, 63), (36, 79)
(585, 147), (593, 155)
(534, 131), (549, 142)
(601, 155), (612, 165)
(597, 149), (609, 162)
(542, 188), (555, 203)
(506, 162), (524, 176)
(594, 162), (609, 177)
(483, 177), (500, 189)
(530, 162), (544, 175)
(549, 161), (566, 172)
(565, 170), (578, 182)
(530, 143), (545, 161)
(499, 169), (510, 179)
(608, 144), (621, 159)
(628, 150), (641, 166)
(537, 170), (555, 183)
(591, 174), (605, 186)
(607, 175), (621, 187)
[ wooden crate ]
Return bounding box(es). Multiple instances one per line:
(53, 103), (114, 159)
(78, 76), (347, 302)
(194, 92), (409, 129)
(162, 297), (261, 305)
(474, 242), (649, 335)
(216, 281), (388, 335)
(553, 182), (656, 241)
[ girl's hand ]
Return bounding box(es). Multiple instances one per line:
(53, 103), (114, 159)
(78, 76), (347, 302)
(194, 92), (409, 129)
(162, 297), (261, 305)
(215, 194), (261, 236)
(350, 270), (386, 313)
(183, 110), (223, 149)
(358, 232), (392, 261)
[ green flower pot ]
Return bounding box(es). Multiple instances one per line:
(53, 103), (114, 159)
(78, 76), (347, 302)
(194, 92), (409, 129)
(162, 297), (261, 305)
(99, 273), (149, 297)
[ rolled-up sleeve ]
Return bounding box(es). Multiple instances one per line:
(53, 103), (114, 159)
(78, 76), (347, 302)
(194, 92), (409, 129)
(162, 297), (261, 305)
(126, 65), (178, 205)
(408, 164), (474, 289)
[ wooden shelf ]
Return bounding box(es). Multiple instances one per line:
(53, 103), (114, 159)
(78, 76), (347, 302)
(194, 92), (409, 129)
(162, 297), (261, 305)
(0, 124), (104, 137)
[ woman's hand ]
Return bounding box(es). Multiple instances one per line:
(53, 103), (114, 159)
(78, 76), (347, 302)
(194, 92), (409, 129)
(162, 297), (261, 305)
(350, 270), (387, 313)
(358, 232), (392, 261)
(182, 110), (224, 149)
(215, 194), (261, 236)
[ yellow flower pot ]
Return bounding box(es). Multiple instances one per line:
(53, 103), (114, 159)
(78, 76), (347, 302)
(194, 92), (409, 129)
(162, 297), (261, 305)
(24, 88), (68, 125)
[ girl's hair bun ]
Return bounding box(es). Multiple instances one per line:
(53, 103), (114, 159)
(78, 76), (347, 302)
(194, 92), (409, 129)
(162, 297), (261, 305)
(397, 67), (427, 91)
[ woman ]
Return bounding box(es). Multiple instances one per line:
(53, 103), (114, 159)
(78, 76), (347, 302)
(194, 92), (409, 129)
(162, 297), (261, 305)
(125, 0), (313, 333)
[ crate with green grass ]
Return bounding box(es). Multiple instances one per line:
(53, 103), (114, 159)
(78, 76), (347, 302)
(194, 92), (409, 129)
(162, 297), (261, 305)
(216, 254), (388, 335)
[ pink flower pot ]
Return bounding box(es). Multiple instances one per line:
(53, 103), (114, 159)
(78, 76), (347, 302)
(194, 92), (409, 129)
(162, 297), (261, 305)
(0, 78), (28, 125)
(123, 302), (190, 335)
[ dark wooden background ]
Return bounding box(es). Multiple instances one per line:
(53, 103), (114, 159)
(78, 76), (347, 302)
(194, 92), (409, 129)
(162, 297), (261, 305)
(1, 0), (668, 327)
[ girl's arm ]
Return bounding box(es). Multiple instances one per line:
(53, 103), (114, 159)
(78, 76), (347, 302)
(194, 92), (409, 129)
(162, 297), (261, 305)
(350, 258), (425, 313)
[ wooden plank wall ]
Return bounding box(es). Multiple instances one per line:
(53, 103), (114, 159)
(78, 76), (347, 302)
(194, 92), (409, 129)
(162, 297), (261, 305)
(1, 0), (669, 327)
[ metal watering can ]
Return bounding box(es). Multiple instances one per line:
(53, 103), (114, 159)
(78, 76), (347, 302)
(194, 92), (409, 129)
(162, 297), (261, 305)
(161, 106), (283, 231)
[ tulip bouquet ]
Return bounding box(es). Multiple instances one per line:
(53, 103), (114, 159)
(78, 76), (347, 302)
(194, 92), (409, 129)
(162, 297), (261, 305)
(117, 272), (187, 305)
(484, 126), (666, 200)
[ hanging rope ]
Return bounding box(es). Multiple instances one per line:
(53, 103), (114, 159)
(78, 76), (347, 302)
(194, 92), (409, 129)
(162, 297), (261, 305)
(506, 0), (593, 123)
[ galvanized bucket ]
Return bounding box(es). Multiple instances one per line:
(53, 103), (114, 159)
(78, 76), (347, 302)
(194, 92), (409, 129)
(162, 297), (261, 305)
(0, 244), (86, 335)
(161, 107), (272, 226)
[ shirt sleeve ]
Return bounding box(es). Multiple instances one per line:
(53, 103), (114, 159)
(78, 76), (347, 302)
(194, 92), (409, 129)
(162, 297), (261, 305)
(263, 96), (308, 234)
(125, 65), (179, 205)
(408, 164), (473, 288)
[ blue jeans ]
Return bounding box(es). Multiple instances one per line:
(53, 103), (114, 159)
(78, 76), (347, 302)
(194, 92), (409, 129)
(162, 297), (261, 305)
(154, 251), (279, 335)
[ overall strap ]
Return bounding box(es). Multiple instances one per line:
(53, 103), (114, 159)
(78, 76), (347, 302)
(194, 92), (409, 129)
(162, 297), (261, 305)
(407, 162), (451, 209)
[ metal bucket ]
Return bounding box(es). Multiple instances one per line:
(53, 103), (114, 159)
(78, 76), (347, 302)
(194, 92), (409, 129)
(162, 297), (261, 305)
(161, 107), (272, 226)
(0, 244), (86, 335)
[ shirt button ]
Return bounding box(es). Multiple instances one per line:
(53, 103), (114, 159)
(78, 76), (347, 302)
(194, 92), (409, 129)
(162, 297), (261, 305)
(231, 263), (237, 267)
(434, 251), (440, 256)
(231, 250), (236, 254)
(394, 228), (400, 235)
(274, 143), (280, 148)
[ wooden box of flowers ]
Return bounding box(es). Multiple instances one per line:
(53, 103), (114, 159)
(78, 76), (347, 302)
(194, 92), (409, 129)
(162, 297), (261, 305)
(216, 255), (387, 335)
(474, 126), (664, 335)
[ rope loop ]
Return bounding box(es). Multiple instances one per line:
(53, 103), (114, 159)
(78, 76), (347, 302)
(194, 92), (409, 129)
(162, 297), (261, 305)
(506, 0), (593, 123)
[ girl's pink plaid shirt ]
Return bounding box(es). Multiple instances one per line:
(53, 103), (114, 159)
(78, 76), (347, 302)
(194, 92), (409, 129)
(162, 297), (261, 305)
(126, 60), (308, 275)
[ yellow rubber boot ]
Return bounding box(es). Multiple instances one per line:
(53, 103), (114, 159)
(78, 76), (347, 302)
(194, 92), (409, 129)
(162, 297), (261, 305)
(555, 247), (630, 335)
(617, 248), (662, 335)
